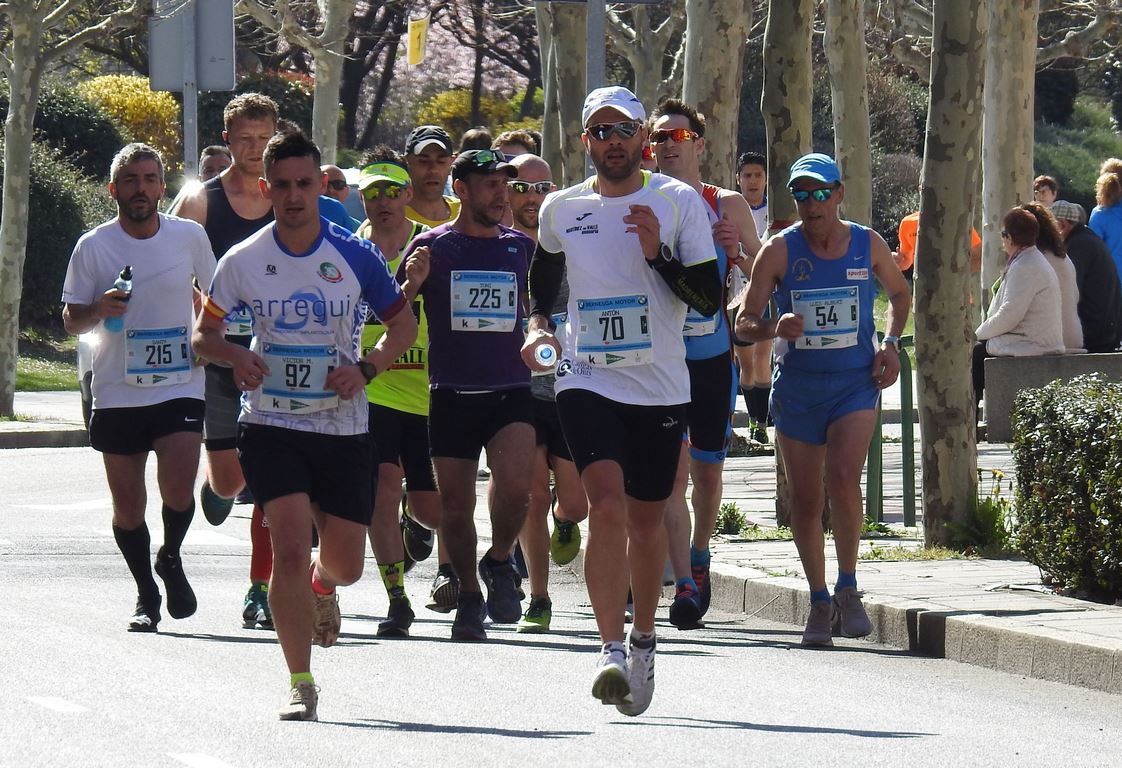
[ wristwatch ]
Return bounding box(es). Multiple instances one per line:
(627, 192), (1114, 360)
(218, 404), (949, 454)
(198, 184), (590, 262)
(881, 335), (901, 351)
(357, 360), (378, 383)
(648, 243), (674, 269)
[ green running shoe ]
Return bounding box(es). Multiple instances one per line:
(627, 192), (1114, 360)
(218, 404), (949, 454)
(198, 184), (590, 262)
(517, 597), (552, 633)
(549, 515), (581, 565)
(243, 583), (273, 630)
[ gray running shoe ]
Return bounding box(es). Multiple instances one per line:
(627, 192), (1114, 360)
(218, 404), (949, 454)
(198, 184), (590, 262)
(801, 599), (835, 647)
(591, 646), (631, 706)
(616, 633), (656, 717)
(278, 680), (318, 721)
(312, 591), (341, 647)
(833, 587), (873, 638)
(426, 566), (459, 613)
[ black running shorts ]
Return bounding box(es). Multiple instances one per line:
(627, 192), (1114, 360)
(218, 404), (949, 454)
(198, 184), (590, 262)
(368, 403), (437, 492)
(89, 397), (204, 455)
(532, 396), (572, 462)
(428, 387), (535, 460)
(203, 364), (240, 452)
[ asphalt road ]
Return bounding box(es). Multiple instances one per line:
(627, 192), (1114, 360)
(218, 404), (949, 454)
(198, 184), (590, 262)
(1, 447), (1119, 768)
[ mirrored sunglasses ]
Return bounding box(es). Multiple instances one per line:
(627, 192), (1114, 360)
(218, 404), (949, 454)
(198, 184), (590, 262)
(362, 184), (405, 201)
(585, 121), (642, 142)
(791, 187), (836, 203)
(507, 180), (552, 194)
(649, 128), (699, 144)
(470, 148), (506, 165)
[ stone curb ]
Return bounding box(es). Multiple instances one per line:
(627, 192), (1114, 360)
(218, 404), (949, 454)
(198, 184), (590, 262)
(0, 427), (89, 450)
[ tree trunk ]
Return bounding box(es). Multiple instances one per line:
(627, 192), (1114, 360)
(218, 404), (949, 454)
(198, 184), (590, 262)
(915, 0), (985, 546)
(683, 0), (751, 188)
(547, 2), (587, 186)
(980, 0), (1039, 310)
(310, 0), (350, 161)
(628, 8), (664, 107)
(470, 0), (486, 127)
(825, 0), (872, 226)
(536, 2), (561, 174)
(0, 17), (46, 417)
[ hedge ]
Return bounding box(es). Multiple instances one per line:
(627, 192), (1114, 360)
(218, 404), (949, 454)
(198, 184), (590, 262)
(1011, 374), (1122, 600)
(78, 75), (182, 172)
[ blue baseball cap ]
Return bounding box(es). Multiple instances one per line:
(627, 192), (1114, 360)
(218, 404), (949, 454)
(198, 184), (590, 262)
(787, 153), (842, 187)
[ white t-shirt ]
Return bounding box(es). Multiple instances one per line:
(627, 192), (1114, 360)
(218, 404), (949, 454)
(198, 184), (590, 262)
(204, 219), (407, 436)
(61, 214), (215, 409)
(750, 197), (769, 239)
(538, 171), (716, 406)
(730, 197), (769, 302)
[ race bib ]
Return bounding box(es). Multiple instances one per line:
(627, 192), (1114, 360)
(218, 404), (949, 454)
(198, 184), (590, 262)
(258, 342), (339, 414)
(683, 308), (718, 337)
(791, 286), (859, 349)
(125, 326), (192, 387)
(451, 270), (518, 332)
(575, 294), (652, 367)
(226, 306), (254, 337)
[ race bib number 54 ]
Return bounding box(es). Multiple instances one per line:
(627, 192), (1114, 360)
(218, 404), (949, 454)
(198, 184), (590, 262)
(791, 286), (859, 349)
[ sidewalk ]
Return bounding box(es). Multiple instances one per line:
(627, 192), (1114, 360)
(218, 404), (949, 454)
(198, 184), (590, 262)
(7, 390), (1122, 694)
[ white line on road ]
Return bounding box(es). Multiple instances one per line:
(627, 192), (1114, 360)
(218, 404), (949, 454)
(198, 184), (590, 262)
(14, 500), (109, 511)
(27, 696), (88, 713)
(168, 753), (237, 768)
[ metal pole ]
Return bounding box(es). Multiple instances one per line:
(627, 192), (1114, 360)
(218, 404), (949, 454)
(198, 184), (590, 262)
(182, 0), (199, 180)
(585, 0), (605, 178)
(865, 410), (883, 523)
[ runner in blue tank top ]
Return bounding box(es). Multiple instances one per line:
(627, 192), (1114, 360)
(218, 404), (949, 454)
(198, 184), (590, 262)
(735, 153), (911, 648)
(648, 99), (763, 631)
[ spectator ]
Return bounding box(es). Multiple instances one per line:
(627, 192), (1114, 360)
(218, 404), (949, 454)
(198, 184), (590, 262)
(896, 189), (981, 278)
(492, 129), (538, 157)
(458, 126), (493, 152)
(973, 207), (1064, 417)
(321, 164), (350, 203)
(199, 145), (232, 181)
(1089, 158), (1122, 279)
(1033, 174), (1058, 206)
(1020, 201), (1083, 352)
(1050, 200), (1122, 352)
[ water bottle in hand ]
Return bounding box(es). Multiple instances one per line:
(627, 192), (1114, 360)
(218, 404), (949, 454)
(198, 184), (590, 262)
(104, 265), (132, 333)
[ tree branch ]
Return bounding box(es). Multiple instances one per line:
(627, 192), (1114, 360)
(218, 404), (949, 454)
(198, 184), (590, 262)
(1037, 6), (1122, 64)
(607, 10), (638, 44)
(238, 0), (323, 52)
(43, 0), (150, 64)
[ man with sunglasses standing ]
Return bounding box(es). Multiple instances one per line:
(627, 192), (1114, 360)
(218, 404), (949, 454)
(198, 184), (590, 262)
(523, 86), (721, 715)
(398, 149), (536, 642)
(354, 147), (439, 638)
(735, 153), (911, 646)
(647, 99), (761, 631)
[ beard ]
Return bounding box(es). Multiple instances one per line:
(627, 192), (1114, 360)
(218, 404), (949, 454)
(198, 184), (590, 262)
(118, 196), (158, 224)
(591, 145), (642, 182)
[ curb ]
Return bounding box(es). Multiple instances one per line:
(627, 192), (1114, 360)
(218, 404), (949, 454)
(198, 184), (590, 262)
(0, 428), (89, 450)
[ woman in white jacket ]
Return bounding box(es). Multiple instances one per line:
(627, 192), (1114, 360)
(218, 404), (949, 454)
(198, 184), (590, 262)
(973, 207), (1065, 416)
(1022, 200), (1084, 352)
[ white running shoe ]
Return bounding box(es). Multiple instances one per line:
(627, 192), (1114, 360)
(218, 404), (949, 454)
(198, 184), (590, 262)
(591, 646), (631, 706)
(278, 680), (318, 721)
(616, 633), (656, 717)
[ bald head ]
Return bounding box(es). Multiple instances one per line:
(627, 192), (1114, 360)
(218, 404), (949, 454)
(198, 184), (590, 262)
(322, 164), (348, 202)
(511, 153), (551, 180)
(508, 154), (553, 237)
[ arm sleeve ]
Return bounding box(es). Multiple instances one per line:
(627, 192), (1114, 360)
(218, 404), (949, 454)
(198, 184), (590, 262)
(652, 256), (721, 316)
(528, 244), (565, 324)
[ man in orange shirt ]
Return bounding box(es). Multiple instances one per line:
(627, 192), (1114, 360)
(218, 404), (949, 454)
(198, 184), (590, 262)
(895, 209), (981, 279)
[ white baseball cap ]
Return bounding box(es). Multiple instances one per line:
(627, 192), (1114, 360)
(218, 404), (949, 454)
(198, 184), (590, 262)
(581, 86), (646, 128)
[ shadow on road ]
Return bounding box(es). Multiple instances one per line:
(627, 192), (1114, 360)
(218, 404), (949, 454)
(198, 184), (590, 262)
(617, 716), (935, 739)
(323, 718), (594, 739)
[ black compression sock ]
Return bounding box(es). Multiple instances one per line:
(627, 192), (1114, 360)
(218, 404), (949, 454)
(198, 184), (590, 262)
(113, 523), (159, 599)
(161, 501), (195, 558)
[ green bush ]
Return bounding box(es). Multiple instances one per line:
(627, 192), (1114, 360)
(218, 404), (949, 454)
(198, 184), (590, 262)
(0, 79), (126, 180)
(198, 70), (314, 146)
(871, 152), (922, 251)
(1035, 97), (1122, 213)
(1010, 375), (1122, 600)
(0, 137), (115, 324)
(415, 89), (516, 146)
(78, 75), (182, 171)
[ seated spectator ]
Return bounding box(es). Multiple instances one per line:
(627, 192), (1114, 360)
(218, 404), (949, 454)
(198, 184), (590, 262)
(1051, 200), (1122, 352)
(1021, 201), (1083, 352)
(973, 207), (1064, 416)
(1089, 158), (1122, 279)
(1033, 174), (1058, 206)
(492, 129), (538, 157)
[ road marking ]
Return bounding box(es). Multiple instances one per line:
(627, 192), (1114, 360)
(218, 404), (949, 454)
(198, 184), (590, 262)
(27, 696), (88, 713)
(14, 500), (110, 511)
(168, 754), (237, 768)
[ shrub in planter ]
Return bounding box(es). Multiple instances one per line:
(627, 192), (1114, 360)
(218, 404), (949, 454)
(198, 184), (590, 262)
(1010, 375), (1122, 599)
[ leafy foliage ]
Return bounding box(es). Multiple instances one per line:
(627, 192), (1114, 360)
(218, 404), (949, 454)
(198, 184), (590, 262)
(415, 89), (517, 146)
(714, 502), (748, 536)
(197, 70), (314, 147)
(1035, 98), (1122, 213)
(0, 137), (115, 324)
(1011, 375), (1122, 600)
(871, 152), (922, 251)
(945, 468), (1015, 556)
(0, 79), (125, 180)
(78, 75), (181, 171)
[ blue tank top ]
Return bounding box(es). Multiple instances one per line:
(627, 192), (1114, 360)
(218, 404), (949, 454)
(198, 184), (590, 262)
(683, 184), (731, 361)
(774, 222), (877, 373)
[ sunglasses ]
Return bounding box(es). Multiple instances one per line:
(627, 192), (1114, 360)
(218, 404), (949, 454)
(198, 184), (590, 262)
(362, 184), (405, 201)
(649, 128), (699, 144)
(791, 187), (836, 203)
(468, 148), (506, 165)
(507, 180), (552, 194)
(326, 179), (348, 191)
(585, 121), (642, 142)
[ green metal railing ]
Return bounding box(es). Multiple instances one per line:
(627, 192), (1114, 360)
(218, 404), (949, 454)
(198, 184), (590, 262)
(865, 334), (917, 527)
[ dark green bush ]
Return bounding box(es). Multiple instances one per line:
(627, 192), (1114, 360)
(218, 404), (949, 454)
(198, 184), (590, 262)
(1010, 374), (1122, 599)
(0, 79), (126, 180)
(0, 136), (116, 324)
(871, 152), (922, 251)
(198, 70), (314, 146)
(1035, 98), (1122, 213)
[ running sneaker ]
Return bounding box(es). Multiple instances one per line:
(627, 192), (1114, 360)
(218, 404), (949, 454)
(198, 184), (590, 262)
(312, 591), (341, 647)
(154, 547), (197, 619)
(517, 597), (552, 633)
(401, 512), (434, 563)
(752, 423), (769, 445)
(668, 581), (703, 630)
(616, 633), (656, 716)
(450, 591), (487, 642)
(200, 480), (234, 526)
(278, 680), (318, 722)
(426, 565), (459, 613)
(549, 516), (581, 565)
(801, 600), (835, 647)
(478, 555), (522, 623)
(377, 596), (415, 638)
(127, 594), (161, 633)
(234, 486), (255, 505)
(692, 562), (712, 616)
(832, 587), (873, 638)
(242, 583), (273, 630)
(591, 645), (631, 706)
(624, 588), (634, 624)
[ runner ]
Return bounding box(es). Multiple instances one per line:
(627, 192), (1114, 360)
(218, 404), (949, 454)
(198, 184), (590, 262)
(192, 130), (417, 720)
(354, 146), (438, 638)
(507, 153), (589, 634)
(735, 153), (911, 646)
(62, 143), (215, 632)
(523, 86), (720, 715)
(735, 151), (773, 444)
(648, 99), (761, 629)
(398, 149), (536, 641)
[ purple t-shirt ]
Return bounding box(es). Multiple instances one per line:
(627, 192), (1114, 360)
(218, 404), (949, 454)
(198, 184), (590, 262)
(398, 223), (533, 390)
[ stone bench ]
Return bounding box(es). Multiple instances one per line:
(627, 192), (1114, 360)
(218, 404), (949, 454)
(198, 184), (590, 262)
(984, 352), (1122, 442)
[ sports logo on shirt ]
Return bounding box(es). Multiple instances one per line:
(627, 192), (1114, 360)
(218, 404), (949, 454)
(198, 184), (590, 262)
(793, 258), (814, 282)
(318, 262), (344, 283)
(847, 268), (868, 281)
